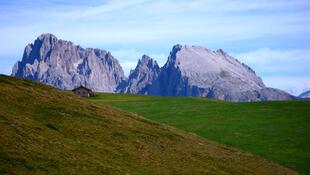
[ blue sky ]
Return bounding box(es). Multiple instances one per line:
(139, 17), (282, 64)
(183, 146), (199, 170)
(0, 0), (310, 95)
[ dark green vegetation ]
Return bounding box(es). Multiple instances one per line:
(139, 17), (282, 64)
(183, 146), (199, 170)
(0, 75), (298, 174)
(93, 93), (310, 175)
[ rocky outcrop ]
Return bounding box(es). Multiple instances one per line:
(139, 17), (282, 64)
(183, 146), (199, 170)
(118, 55), (160, 94)
(147, 44), (294, 102)
(12, 34), (125, 92)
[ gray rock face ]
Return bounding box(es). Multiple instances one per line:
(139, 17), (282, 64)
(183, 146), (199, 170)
(12, 34), (125, 92)
(299, 90), (310, 98)
(147, 44), (294, 102)
(118, 55), (160, 94)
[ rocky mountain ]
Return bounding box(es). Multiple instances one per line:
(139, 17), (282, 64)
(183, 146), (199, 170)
(12, 34), (125, 92)
(118, 55), (160, 94)
(299, 90), (310, 98)
(145, 44), (294, 102)
(12, 34), (294, 102)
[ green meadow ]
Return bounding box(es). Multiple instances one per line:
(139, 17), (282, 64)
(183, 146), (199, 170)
(93, 93), (310, 174)
(1, 75), (298, 174)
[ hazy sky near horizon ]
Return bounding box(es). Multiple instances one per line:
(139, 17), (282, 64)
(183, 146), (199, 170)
(0, 0), (310, 95)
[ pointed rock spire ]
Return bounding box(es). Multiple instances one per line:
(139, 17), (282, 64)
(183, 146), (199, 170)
(118, 55), (160, 94)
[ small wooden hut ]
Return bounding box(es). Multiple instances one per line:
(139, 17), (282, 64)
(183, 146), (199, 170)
(72, 86), (94, 97)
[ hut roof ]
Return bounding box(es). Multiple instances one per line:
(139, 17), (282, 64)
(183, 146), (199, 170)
(72, 86), (92, 92)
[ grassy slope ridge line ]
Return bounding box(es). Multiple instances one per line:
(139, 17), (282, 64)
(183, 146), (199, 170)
(93, 93), (310, 175)
(0, 75), (296, 175)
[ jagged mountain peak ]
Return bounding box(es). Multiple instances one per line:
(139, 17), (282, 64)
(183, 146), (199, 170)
(37, 33), (58, 40)
(34, 33), (59, 49)
(141, 54), (152, 60)
(138, 54), (159, 68)
(118, 55), (160, 94)
(12, 33), (125, 92)
(139, 54), (152, 64)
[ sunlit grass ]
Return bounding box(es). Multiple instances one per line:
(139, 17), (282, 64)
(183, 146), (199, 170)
(93, 93), (310, 174)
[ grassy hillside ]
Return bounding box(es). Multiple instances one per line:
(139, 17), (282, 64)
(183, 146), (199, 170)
(93, 93), (310, 174)
(0, 75), (297, 174)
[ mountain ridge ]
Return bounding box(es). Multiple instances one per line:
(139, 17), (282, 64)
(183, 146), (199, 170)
(12, 34), (295, 101)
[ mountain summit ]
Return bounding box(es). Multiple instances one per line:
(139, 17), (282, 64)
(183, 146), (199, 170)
(12, 33), (125, 92)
